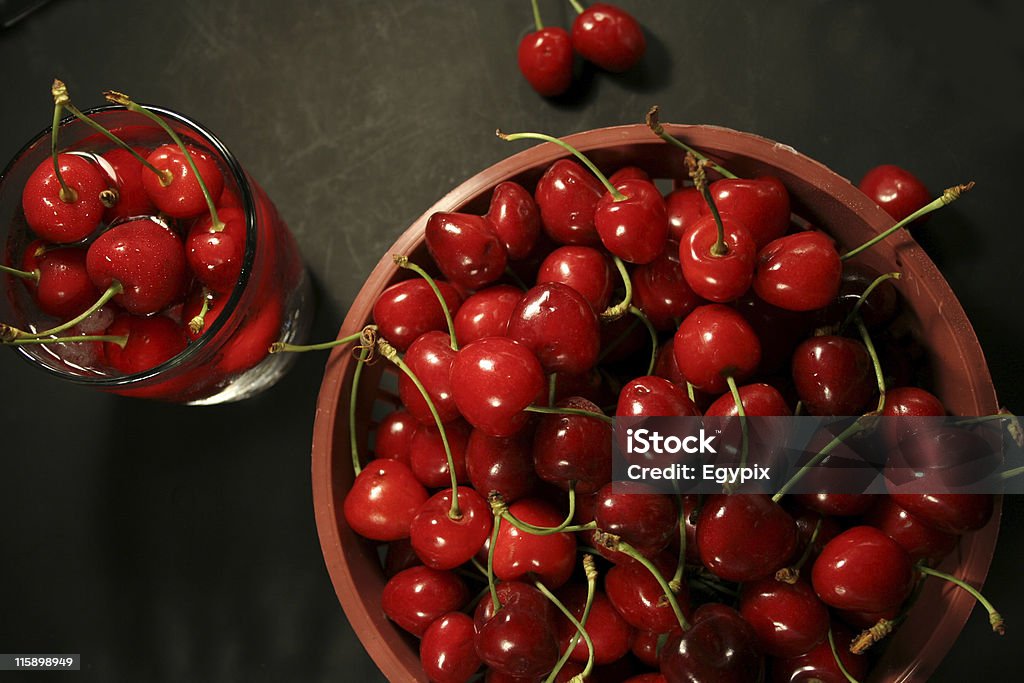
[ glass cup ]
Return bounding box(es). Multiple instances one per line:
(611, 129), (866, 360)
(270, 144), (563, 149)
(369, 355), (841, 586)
(0, 105), (313, 404)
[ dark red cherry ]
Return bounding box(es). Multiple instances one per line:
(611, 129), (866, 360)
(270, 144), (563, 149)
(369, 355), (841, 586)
(104, 313), (187, 374)
(631, 629), (668, 669)
(605, 555), (690, 633)
(704, 383), (790, 416)
(659, 603), (762, 683)
(794, 492), (872, 517)
(616, 375), (700, 417)
(453, 285), (521, 345)
(631, 245), (703, 330)
(732, 291), (817, 375)
(420, 612), (481, 683)
(679, 213), (756, 302)
(85, 217), (188, 315)
(425, 212), (508, 291)
(626, 674), (668, 683)
(475, 605), (560, 678)
(864, 496), (958, 563)
(409, 420), (470, 489)
(791, 336), (875, 416)
(22, 245), (99, 319)
(398, 330), (461, 426)
(823, 263), (900, 329)
(374, 409), (419, 466)
(342, 458), (429, 541)
(594, 179), (669, 264)
(533, 396), (612, 494)
(536, 245), (614, 312)
(485, 181), (542, 259)
(450, 336), (545, 437)
(517, 26), (574, 98)
(381, 566), (469, 638)
(594, 481), (678, 554)
(811, 525), (914, 613)
(383, 538), (422, 578)
(787, 507), (843, 563)
(100, 147), (156, 222)
(554, 585), (633, 665)
(473, 581), (557, 633)
(466, 427), (540, 503)
(571, 2), (646, 72)
(534, 158), (604, 246)
(373, 278), (463, 352)
(887, 423), (1001, 491)
(141, 143), (224, 219)
(665, 186), (704, 243)
(697, 494), (798, 582)
(22, 153), (107, 243)
(858, 164), (931, 223)
(673, 304), (761, 394)
(738, 578), (829, 658)
(492, 498), (577, 588)
(409, 486), (493, 570)
(507, 282), (601, 375)
(754, 231), (842, 312)
(880, 386), (946, 446)
(885, 492), (993, 536)
(185, 207), (247, 293)
(703, 176), (790, 248)
(771, 623), (868, 683)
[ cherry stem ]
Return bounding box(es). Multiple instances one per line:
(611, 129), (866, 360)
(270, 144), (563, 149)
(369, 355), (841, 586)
(0, 264), (40, 283)
(536, 578), (595, 683)
(1000, 465), (1024, 481)
(48, 93), (76, 204)
(686, 381), (696, 403)
(726, 375), (749, 473)
(827, 628), (863, 683)
(269, 328), (369, 354)
(917, 564), (1005, 635)
(953, 409), (1024, 448)
(594, 529), (690, 630)
(377, 337), (461, 520)
(4, 281), (122, 341)
(349, 344), (374, 478)
(839, 271), (901, 334)
(530, 0), (544, 30)
(544, 555), (598, 683)
(487, 502), (502, 611)
(492, 486), (591, 536)
(497, 129), (627, 201)
(855, 317), (886, 413)
(850, 618), (894, 655)
(103, 90), (224, 231)
(567, 0), (585, 15)
(628, 305), (658, 376)
(393, 255), (458, 350)
(601, 256), (634, 321)
(7, 333), (126, 348)
(187, 288), (213, 336)
(688, 154), (729, 256)
(841, 183), (975, 261)
(772, 417), (869, 503)
(645, 106), (737, 179)
(523, 404), (614, 425)
(669, 500), (688, 591)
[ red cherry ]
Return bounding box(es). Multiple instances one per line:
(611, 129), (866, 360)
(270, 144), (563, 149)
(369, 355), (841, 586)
(533, 397), (612, 494)
(185, 207), (247, 293)
(21, 245), (100, 319)
(554, 585), (633, 665)
(704, 382), (790, 416)
(420, 612), (481, 683)
(791, 336), (875, 416)
(100, 147), (157, 222)
(398, 330), (461, 426)
(473, 581), (558, 633)
(609, 166), (651, 184)
(466, 427), (540, 504)
(753, 231), (842, 312)
(384, 538), (422, 578)
(534, 158), (604, 246)
(381, 566), (469, 638)
(454, 285), (521, 345)
(104, 313), (187, 374)
(673, 304), (761, 394)
(630, 630), (668, 668)
(732, 291), (817, 375)
(703, 176), (790, 248)
(492, 498), (577, 588)
(374, 409), (419, 466)
(518, 26), (574, 97)
(605, 556), (689, 633)
(665, 186), (704, 243)
(425, 212), (508, 291)
(594, 481), (678, 554)
(811, 525), (914, 613)
(738, 578), (829, 658)
(342, 458), (428, 541)
(616, 375), (700, 417)
(821, 263), (901, 329)
(507, 282), (601, 375)
(409, 420), (470, 489)
(475, 605), (560, 678)
(631, 245), (703, 330)
(679, 214), (756, 302)
(536, 245), (614, 312)
(864, 496), (958, 563)
(886, 491), (993, 535)
(450, 336), (545, 437)
(21, 153), (107, 243)
(373, 278), (463, 352)
(571, 2), (646, 72)
(485, 181), (542, 259)
(771, 623), (868, 683)
(594, 179), (669, 264)
(141, 143), (223, 219)
(658, 603), (762, 683)
(697, 494), (798, 582)
(858, 164), (931, 223)
(214, 291), (282, 375)
(409, 486), (493, 570)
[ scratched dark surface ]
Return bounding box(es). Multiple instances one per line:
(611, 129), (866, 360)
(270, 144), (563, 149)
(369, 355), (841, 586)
(0, 1), (1022, 681)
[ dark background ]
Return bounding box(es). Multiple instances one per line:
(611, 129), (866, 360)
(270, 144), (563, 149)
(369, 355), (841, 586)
(1, 1), (1022, 681)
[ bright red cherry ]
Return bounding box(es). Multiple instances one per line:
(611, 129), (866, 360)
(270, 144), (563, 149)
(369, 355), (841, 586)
(791, 336), (875, 416)
(475, 605), (560, 678)
(409, 420), (470, 489)
(739, 578), (829, 658)
(381, 566), (469, 638)
(103, 313), (187, 374)
(420, 612), (481, 683)
(754, 231), (842, 312)
(594, 179), (669, 264)
(571, 2), (646, 73)
(409, 486), (493, 570)
(485, 181), (542, 259)
(492, 498), (577, 589)
(697, 494), (798, 582)
(398, 330), (461, 426)
(466, 427), (540, 504)
(858, 164), (931, 223)
(453, 285), (521, 345)
(673, 304), (761, 394)
(679, 213), (756, 302)
(594, 482), (678, 554)
(374, 409), (419, 466)
(518, 26), (574, 97)
(534, 158), (604, 246)
(605, 557), (689, 634)
(21, 153), (107, 243)
(665, 186), (704, 242)
(141, 143), (224, 219)
(659, 603), (763, 683)
(100, 147), (157, 222)
(616, 375), (700, 417)
(373, 278), (463, 352)
(554, 585), (633, 665)
(507, 282), (601, 375)
(631, 245), (703, 330)
(811, 526), (915, 613)
(20, 245), (100, 319)
(425, 212), (508, 291)
(609, 166), (651, 184)
(185, 207), (247, 293)
(214, 291), (282, 375)
(342, 458), (428, 542)
(536, 245), (614, 312)
(533, 396), (612, 494)
(703, 176), (790, 248)
(704, 382), (790, 416)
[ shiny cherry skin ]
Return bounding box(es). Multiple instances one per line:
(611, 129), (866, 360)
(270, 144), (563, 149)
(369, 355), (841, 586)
(22, 153), (107, 243)
(673, 304), (762, 394)
(632, 244), (703, 330)
(631, 630), (668, 669)
(609, 166), (651, 184)
(864, 496), (958, 563)
(374, 409), (419, 466)
(534, 158), (604, 246)
(739, 578), (829, 658)
(475, 605), (560, 678)
(754, 231), (842, 312)
(214, 290), (282, 375)
(100, 147), (156, 223)
(821, 262), (900, 329)
(409, 420), (470, 489)
(486, 181), (542, 259)
(450, 336), (545, 437)
(398, 330), (461, 426)
(791, 336), (875, 416)
(659, 603), (763, 683)
(425, 211), (508, 291)
(885, 491), (993, 535)
(811, 525), (914, 613)
(887, 423), (1001, 490)
(409, 486), (493, 570)
(554, 585), (633, 665)
(381, 565), (469, 638)
(880, 386), (946, 446)
(21, 244), (99, 319)
(85, 217), (188, 315)
(594, 179), (669, 264)
(533, 396), (612, 494)
(104, 313), (187, 374)
(492, 498), (577, 588)
(141, 143), (224, 219)
(703, 176), (790, 249)
(507, 282), (601, 375)
(616, 375), (700, 417)
(185, 207), (247, 293)
(420, 612), (481, 683)
(771, 623), (867, 683)
(665, 186), (704, 242)
(473, 581), (557, 633)
(594, 481), (678, 554)
(518, 26), (574, 97)
(679, 214), (756, 303)
(466, 427), (539, 503)
(605, 556), (690, 633)
(342, 458), (428, 541)
(571, 2), (645, 72)
(454, 285), (521, 345)
(373, 278), (462, 352)
(536, 245), (614, 312)
(697, 494), (798, 582)
(858, 164), (931, 223)
(704, 382), (790, 416)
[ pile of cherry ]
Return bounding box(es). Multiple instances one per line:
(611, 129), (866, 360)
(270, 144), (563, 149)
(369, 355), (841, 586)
(332, 119), (1006, 683)
(1, 82), (274, 385)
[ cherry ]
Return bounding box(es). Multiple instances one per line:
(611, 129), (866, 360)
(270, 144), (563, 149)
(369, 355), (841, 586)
(794, 492), (872, 517)
(887, 423), (1001, 490)
(16, 245), (100, 319)
(466, 427), (540, 504)
(811, 525), (914, 613)
(409, 486), (492, 570)
(885, 492), (993, 536)
(605, 556), (690, 633)
(507, 282), (601, 375)
(185, 206), (247, 293)
(753, 231), (842, 312)
(554, 585), (633, 665)
(697, 494), (798, 582)
(492, 498), (577, 588)
(342, 458), (429, 542)
(518, 0), (574, 98)
(536, 245), (614, 312)
(864, 496), (958, 564)
(533, 158), (604, 246)
(609, 166), (651, 184)
(381, 565), (469, 638)
(791, 336), (875, 416)
(673, 304), (761, 394)
(594, 178), (669, 264)
(214, 291), (282, 375)
(788, 507), (843, 563)
(665, 186), (704, 242)
(420, 612), (481, 683)
(409, 420), (470, 489)
(373, 277), (463, 352)
(85, 217), (188, 315)
(22, 153), (107, 243)
(704, 382), (789, 416)
(702, 176), (790, 249)
(425, 212), (508, 291)
(475, 605), (560, 678)
(593, 482), (678, 554)
(374, 409), (419, 466)
(659, 603), (763, 683)
(570, 1), (646, 73)
(732, 291), (816, 375)
(450, 336), (545, 437)
(738, 578), (829, 658)
(485, 181), (542, 259)
(882, 386), (945, 418)
(616, 375), (700, 417)
(397, 330), (461, 426)
(630, 630), (668, 669)
(141, 142), (224, 219)
(822, 263), (900, 329)
(533, 396), (612, 494)
(679, 213), (756, 303)
(770, 623), (868, 683)
(100, 147), (157, 222)
(858, 164), (931, 223)
(383, 538), (422, 578)
(631, 245), (703, 330)
(103, 313), (187, 374)
(473, 581), (558, 633)
(453, 285), (521, 345)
